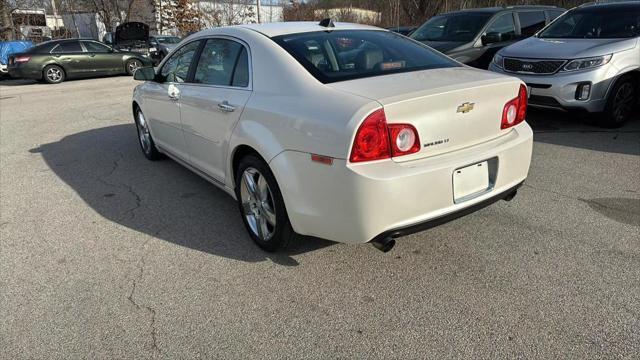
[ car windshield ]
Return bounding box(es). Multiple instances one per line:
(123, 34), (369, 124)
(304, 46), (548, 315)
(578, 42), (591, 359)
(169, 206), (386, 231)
(410, 13), (493, 42)
(273, 30), (459, 84)
(538, 6), (640, 39)
(156, 37), (181, 44)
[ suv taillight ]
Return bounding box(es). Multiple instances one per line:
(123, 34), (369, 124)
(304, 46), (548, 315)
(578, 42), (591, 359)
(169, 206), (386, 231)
(349, 109), (420, 163)
(14, 56), (31, 63)
(501, 84), (528, 130)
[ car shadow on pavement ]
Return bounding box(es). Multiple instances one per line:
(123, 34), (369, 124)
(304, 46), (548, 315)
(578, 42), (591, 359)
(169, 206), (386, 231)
(0, 78), (40, 86)
(527, 108), (640, 156)
(32, 124), (333, 266)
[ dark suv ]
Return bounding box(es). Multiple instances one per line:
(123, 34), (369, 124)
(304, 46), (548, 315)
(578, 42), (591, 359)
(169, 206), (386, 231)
(410, 6), (566, 68)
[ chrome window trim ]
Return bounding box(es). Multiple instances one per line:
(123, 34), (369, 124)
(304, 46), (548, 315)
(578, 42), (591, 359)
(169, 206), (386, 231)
(157, 35), (253, 90)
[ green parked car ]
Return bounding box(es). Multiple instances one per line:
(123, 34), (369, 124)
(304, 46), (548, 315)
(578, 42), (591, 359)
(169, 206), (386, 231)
(7, 38), (153, 84)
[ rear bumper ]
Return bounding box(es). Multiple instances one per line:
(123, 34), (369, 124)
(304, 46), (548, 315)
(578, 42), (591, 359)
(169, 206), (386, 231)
(269, 122), (533, 244)
(7, 64), (41, 80)
(369, 181), (522, 244)
(489, 62), (616, 113)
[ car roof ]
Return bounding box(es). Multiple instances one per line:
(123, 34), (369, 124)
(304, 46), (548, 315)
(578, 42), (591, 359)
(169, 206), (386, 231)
(577, 2), (640, 11)
(440, 5), (563, 16)
(231, 21), (380, 38)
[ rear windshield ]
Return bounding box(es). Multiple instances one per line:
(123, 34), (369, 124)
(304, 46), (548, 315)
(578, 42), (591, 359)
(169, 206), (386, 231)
(273, 30), (459, 84)
(538, 6), (640, 39)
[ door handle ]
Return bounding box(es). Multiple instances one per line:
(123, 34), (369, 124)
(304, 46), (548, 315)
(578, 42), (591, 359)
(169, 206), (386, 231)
(217, 101), (235, 113)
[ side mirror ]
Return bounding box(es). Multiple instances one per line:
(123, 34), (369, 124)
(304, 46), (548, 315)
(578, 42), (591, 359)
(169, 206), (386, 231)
(482, 32), (502, 46)
(133, 66), (156, 81)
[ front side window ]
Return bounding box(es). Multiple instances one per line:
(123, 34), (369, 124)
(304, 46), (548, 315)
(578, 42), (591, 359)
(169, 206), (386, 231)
(274, 30), (459, 84)
(411, 13), (493, 42)
(518, 11), (547, 37)
(160, 40), (201, 83)
(51, 41), (83, 53)
(486, 14), (517, 42)
(193, 39), (248, 87)
(82, 41), (111, 53)
(538, 6), (640, 39)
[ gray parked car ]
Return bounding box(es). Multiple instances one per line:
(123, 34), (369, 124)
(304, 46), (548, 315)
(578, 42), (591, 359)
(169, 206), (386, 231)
(149, 35), (181, 62)
(490, 1), (640, 127)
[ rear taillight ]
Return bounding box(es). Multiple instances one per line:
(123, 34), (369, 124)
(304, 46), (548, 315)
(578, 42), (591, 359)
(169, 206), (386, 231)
(350, 109), (390, 163)
(388, 124), (420, 157)
(14, 56), (31, 63)
(501, 84), (528, 129)
(349, 109), (420, 163)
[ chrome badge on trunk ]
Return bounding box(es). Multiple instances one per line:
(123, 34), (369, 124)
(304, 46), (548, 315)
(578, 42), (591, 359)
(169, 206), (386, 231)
(456, 102), (475, 114)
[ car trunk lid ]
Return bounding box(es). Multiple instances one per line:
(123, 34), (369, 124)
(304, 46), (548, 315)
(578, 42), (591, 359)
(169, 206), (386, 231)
(329, 67), (523, 161)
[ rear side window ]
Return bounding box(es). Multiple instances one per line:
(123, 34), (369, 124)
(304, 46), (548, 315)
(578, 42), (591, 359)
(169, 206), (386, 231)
(518, 11), (547, 37)
(193, 38), (248, 87)
(232, 47), (249, 87)
(273, 30), (458, 84)
(51, 41), (83, 53)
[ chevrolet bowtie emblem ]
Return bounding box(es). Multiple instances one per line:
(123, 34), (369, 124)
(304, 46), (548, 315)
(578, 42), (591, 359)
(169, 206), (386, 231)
(457, 102), (475, 114)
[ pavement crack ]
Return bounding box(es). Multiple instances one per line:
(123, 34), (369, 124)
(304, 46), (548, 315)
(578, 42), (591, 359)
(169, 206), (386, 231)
(127, 238), (161, 358)
(96, 151), (142, 221)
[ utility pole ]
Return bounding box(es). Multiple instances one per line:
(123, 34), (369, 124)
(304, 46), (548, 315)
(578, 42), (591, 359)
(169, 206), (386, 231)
(256, 0), (261, 24)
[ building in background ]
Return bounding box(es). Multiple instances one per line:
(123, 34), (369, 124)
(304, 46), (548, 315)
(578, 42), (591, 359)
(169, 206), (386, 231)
(313, 7), (380, 24)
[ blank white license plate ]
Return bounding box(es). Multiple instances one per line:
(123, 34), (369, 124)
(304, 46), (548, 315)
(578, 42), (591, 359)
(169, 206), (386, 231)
(453, 161), (489, 201)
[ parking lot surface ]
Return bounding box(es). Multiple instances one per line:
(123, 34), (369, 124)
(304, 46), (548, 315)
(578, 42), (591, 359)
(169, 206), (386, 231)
(1, 76), (639, 358)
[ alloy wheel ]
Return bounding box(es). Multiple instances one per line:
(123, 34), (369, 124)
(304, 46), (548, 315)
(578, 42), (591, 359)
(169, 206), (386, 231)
(240, 167), (277, 241)
(129, 60), (141, 74)
(136, 111), (151, 153)
(46, 67), (62, 82)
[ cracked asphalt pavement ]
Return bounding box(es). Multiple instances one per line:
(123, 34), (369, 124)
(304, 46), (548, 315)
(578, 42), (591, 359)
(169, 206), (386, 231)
(1, 77), (639, 358)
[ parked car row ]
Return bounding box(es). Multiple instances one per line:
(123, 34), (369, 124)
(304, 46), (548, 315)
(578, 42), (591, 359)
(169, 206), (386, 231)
(410, 1), (639, 127)
(5, 21), (180, 84)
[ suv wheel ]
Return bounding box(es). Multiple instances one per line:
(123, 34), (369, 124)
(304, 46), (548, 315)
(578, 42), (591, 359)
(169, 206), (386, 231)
(600, 76), (636, 128)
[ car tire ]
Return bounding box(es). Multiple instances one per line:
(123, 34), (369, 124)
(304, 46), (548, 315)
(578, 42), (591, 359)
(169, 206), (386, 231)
(599, 75), (637, 128)
(43, 64), (65, 84)
(134, 107), (161, 161)
(235, 154), (295, 252)
(126, 59), (143, 76)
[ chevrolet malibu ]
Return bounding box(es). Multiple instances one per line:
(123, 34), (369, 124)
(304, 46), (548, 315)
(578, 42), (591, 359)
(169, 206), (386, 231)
(131, 22), (533, 252)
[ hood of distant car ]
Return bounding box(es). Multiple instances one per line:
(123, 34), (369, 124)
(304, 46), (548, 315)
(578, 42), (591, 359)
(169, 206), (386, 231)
(420, 41), (465, 54)
(115, 22), (149, 46)
(499, 36), (637, 59)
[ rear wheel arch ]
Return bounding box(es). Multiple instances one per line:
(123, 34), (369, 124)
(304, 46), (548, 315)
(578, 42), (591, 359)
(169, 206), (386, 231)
(231, 145), (264, 188)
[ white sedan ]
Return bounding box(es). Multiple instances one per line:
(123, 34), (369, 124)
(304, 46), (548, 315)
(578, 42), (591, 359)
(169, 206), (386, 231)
(131, 21), (533, 252)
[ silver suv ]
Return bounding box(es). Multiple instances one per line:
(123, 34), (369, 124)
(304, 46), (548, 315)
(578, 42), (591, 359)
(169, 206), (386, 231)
(489, 1), (639, 127)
